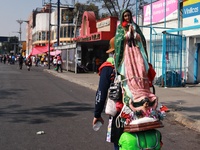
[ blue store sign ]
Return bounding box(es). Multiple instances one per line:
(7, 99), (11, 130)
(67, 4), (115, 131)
(183, 2), (200, 18)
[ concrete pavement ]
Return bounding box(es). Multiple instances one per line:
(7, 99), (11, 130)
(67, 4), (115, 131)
(44, 69), (200, 132)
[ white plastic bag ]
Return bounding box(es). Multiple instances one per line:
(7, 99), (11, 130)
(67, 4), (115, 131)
(105, 98), (117, 116)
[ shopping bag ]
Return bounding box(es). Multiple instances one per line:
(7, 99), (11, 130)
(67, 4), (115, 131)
(105, 98), (117, 116)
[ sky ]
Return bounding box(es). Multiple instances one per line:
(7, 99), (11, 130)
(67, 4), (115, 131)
(0, 0), (86, 41)
(0, 0), (153, 41)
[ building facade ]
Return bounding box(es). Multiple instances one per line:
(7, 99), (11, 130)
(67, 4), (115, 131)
(142, 0), (200, 84)
(182, 0), (200, 83)
(25, 1), (200, 84)
(56, 11), (118, 72)
(25, 4), (75, 57)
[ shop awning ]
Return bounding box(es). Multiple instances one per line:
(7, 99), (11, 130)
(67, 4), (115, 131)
(30, 45), (54, 56)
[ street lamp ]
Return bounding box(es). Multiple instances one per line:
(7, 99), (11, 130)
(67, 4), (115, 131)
(16, 19), (23, 42)
(16, 19), (31, 56)
(16, 19), (23, 54)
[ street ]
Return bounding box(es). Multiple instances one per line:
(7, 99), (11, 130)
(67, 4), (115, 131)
(0, 63), (199, 150)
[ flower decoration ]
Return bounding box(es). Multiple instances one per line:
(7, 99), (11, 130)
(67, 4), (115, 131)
(122, 21), (128, 27)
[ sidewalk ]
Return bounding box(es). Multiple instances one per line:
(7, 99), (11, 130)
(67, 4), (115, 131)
(44, 69), (200, 132)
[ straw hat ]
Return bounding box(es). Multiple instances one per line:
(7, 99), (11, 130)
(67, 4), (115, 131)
(106, 37), (115, 53)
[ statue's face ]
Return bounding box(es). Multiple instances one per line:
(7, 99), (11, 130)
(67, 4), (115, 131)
(123, 12), (131, 23)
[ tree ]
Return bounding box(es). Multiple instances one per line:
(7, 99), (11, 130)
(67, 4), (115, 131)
(74, 2), (100, 27)
(86, 0), (149, 19)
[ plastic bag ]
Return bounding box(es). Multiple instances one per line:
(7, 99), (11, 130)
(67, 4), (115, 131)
(105, 98), (117, 116)
(119, 129), (162, 150)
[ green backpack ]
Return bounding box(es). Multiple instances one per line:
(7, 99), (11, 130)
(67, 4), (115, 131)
(119, 129), (162, 150)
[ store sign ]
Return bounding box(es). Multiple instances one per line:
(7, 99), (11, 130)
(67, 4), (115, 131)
(96, 19), (110, 28)
(183, 2), (200, 18)
(143, 0), (178, 25)
(75, 33), (101, 42)
(183, 1), (200, 36)
(56, 43), (76, 50)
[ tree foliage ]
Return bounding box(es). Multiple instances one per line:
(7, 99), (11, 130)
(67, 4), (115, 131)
(86, 0), (134, 18)
(86, 0), (149, 19)
(74, 2), (100, 27)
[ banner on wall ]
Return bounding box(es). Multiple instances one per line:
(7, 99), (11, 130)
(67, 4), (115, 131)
(61, 8), (74, 24)
(143, 0), (178, 25)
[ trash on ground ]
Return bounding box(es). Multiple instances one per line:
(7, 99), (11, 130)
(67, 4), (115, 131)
(36, 131), (45, 135)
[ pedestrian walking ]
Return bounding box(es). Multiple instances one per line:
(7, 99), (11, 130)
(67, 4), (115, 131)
(93, 37), (123, 150)
(3, 55), (6, 64)
(26, 56), (32, 71)
(18, 54), (23, 69)
(95, 57), (101, 73)
(92, 56), (96, 73)
(56, 55), (63, 72)
(53, 56), (57, 68)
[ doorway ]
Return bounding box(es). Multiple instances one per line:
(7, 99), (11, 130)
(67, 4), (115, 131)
(194, 43), (200, 83)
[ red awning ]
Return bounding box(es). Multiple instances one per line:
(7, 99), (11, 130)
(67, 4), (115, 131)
(30, 45), (54, 56)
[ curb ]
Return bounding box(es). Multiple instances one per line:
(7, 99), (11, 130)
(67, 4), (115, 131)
(169, 111), (200, 133)
(44, 69), (98, 91)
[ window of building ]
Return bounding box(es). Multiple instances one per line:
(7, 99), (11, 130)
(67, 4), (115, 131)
(60, 27), (64, 38)
(47, 31), (49, 40)
(42, 31), (46, 40)
(38, 32), (42, 41)
(68, 26), (74, 38)
(64, 26), (67, 38)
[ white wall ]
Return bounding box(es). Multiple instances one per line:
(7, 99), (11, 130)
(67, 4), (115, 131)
(142, 20), (179, 40)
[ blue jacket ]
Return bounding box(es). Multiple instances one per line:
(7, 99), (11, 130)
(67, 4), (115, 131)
(94, 62), (114, 118)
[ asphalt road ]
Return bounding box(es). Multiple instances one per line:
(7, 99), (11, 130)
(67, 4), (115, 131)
(0, 63), (199, 150)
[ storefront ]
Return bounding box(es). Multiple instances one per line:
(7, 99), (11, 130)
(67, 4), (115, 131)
(56, 43), (78, 72)
(183, 0), (200, 83)
(73, 11), (118, 72)
(56, 11), (118, 73)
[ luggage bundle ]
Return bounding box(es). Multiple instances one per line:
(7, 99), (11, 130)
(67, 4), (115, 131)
(119, 129), (162, 150)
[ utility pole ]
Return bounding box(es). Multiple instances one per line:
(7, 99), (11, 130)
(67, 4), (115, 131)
(48, 0), (52, 69)
(57, 0), (60, 47)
